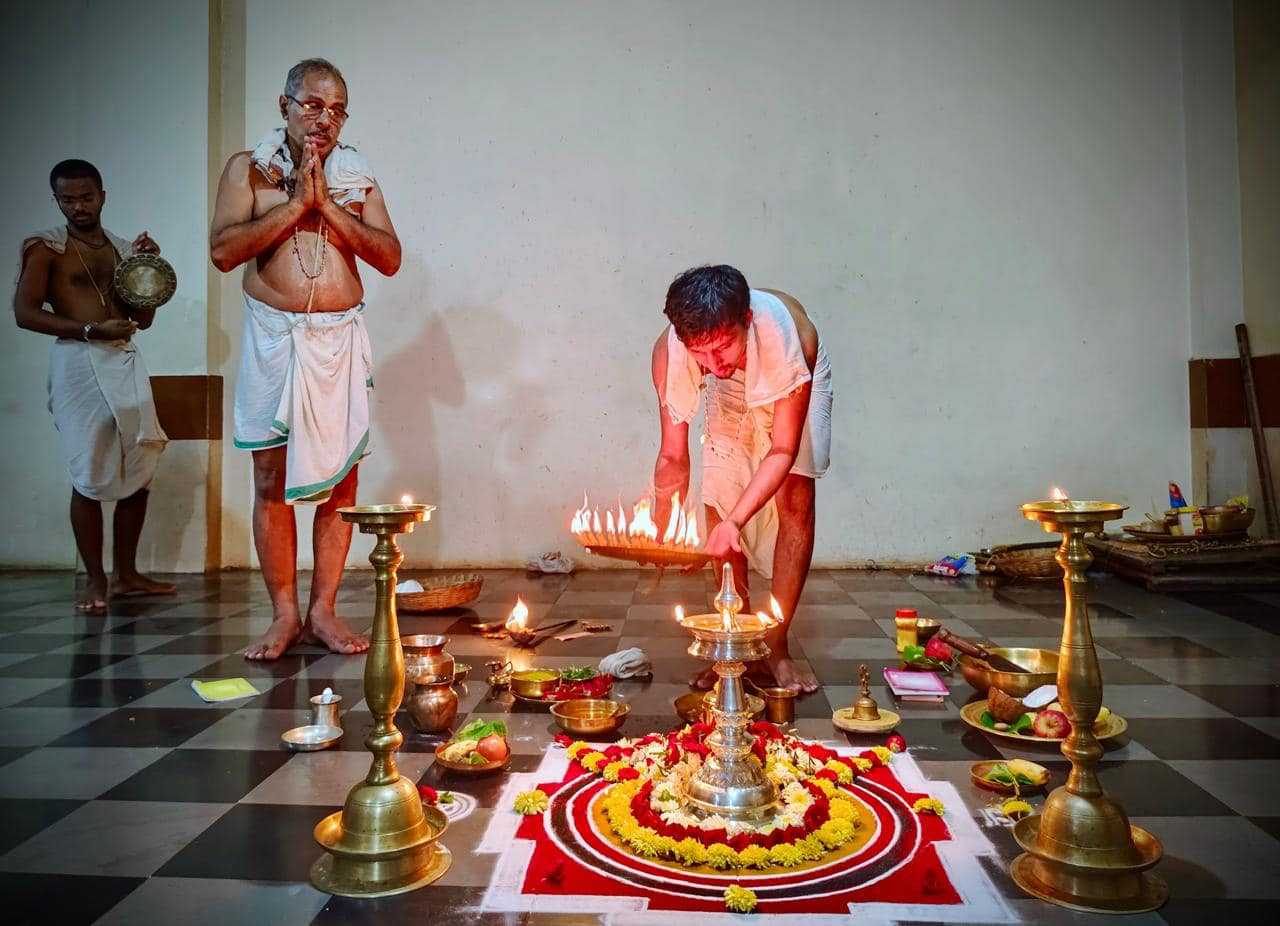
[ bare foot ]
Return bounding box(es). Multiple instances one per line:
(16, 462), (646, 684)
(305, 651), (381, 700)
(764, 654), (819, 694)
(302, 611), (370, 655)
(113, 572), (177, 598)
(689, 665), (719, 690)
(243, 616), (303, 660)
(76, 576), (109, 612)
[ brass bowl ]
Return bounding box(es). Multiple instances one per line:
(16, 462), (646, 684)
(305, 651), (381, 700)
(550, 699), (631, 735)
(916, 618), (941, 643)
(1199, 506), (1255, 534)
(673, 691), (765, 725)
(510, 668), (561, 699)
(959, 647), (1058, 698)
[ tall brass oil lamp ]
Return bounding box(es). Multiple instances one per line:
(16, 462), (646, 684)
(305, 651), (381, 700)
(310, 502), (451, 897)
(675, 563), (778, 820)
(1011, 497), (1166, 913)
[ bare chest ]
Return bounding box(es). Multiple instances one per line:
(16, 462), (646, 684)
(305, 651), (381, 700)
(53, 243), (118, 294)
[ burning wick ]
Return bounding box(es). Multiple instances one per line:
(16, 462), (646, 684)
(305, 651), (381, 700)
(506, 597), (530, 635)
(400, 494), (414, 506)
(570, 491), (701, 551)
(769, 595), (785, 627)
(1049, 486), (1068, 502)
(674, 604), (685, 625)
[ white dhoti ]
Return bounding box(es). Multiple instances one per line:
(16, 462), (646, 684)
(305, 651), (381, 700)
(47, 338), (167, 501)
(233, 293), (373, 505)
(664, 290), (833, 578)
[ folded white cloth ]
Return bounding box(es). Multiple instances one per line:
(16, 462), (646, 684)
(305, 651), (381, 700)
(18, 225), (134, 282)
(663, 290), (833, 578)
(233, 292), (372, 504)
(599, 647), (652, 679)
(249, 127), (375, 210)
(527, 551), (575, 574)
(395, 579), (424, 594)
(47, 338), (167, 501)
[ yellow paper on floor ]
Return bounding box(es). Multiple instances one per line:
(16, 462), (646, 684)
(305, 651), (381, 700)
(190, 678), (259, 702)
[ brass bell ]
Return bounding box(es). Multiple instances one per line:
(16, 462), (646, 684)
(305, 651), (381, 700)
(852, 664), (881, 722)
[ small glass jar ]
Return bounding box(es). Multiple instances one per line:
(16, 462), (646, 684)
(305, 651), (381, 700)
(895, 608), (919, 653)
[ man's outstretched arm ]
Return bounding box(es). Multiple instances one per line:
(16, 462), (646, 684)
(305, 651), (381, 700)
(652, 329), (691, 529)
(209, 152), (306, 272)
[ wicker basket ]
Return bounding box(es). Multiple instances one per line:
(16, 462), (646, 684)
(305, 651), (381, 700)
(396, 573), (483, 612)
(974, 542), (1061, 581)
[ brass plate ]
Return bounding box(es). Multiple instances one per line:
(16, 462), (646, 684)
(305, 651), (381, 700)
(1010, 817), (1167, 913)
(550, 698), (631, 736)
(310, 843), (452, 898)
(1122, 525), (1247, 544)
(112, 253), (176, 310)
(433, 743), (510, 775)
(960, 701), (1127, 743)
(582, 543), (710, 569)
(831, 707), (901, 734)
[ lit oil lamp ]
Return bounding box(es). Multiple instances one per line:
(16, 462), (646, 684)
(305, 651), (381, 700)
(505, 597), (537, 647)
(570, 492), (708, 568)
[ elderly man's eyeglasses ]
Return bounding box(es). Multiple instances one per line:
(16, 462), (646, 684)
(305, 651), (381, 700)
(285, 95), (349, 124)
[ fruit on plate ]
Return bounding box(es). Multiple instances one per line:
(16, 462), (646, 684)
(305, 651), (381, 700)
(1032, 709), (1071, 739)
(923, 636), (954, 663)
(1095, 706), (1111, 725)
(476, 733), (509, 762)
(982, 759), (1049, 788)
(980, 710), (1034, 734)
(441, 719), (509, 765)
(988, 687), (1027, 724)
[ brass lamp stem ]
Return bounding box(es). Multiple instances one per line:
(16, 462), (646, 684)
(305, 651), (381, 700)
(1057, 525), (1104, 799)
(364, 529), (404, 787)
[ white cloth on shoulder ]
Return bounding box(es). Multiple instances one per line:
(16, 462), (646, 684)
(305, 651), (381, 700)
(233, 292), (373, 505)
(249, 127), (375, 210)
(17, 225), (133, 282)
(20, 227), (167, 502)
(662, 290), (833, 578)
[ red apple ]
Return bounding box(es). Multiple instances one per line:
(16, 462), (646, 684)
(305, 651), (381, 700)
(476, 733), (509, 762)
(885, 734), (907, 753)
(1032, 709), (1071, 738)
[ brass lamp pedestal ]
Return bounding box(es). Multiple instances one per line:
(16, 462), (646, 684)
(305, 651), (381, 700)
(676, 564), (778, 821)
(1011, 500), (1166, 914)
(310, 503), (452, 898)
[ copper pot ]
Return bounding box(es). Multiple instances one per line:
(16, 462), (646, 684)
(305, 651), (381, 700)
(404, 678), (458, 734)
(959, 647), (1058, 698)
(402, 634), (454, 684)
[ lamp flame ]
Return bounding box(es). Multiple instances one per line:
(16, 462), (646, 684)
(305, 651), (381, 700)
(400, 494), (413, 506)
(506, 597), (529, 633)
(569, 491), (701, 551)
(674, 604), (685, 624)
(1049, 486), (1069, 502)
(769, 595), (785, 626)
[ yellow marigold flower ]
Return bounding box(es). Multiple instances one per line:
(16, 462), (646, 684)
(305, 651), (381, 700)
(675, 837), (708, 866)
(627, 826), (663, 858)
(1001, 799), (1033, 819)
(818, 818), (855, 848)
(738, 844), (771, 869)
(768, 842), (803, 868)
(601, 760), (627, 782)
(912, 797), (946, 816)
(513, 789), (548, 815)
(580, 751), (608, 773)
(796, 834), (826, 861)
(812, 776), (838, 797)
(828, 798), (856, 820)
(654, 834), (679, 856)
(851, 757), (873, 772)
(705, 843), (741, 870)
(566, 741), (592, 760)
(870, 746), (893, 764)
(824, 759), (853, 784)
(724, 884), (758, 913)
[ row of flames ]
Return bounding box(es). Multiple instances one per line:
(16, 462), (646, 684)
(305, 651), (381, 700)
(570, 492), (702, 551)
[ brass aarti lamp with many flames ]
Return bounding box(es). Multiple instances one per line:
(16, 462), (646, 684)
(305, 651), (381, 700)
(675, 563), (780, 820)
(310, 501), (451, 898)
(1009, 491), (1166, 914)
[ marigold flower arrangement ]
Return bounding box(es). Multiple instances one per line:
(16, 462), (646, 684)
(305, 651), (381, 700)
(551, 722), (897, 871)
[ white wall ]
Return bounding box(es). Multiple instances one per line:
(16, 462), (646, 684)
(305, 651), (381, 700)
(223, 0), (1220, 568)
(0, 0), (211, 570)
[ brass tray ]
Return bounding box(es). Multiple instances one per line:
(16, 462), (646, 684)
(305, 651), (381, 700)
(1122, 525), (1247, 544)
(582, 543), (710, 569)
(970, 760), (1049, 795)
(959, 701), (1127, 743)
(433, 743), (510, 775)
(113, 252), (176, 310)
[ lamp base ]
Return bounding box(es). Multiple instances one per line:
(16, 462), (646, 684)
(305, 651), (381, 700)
(1010, 853), (1167, 915)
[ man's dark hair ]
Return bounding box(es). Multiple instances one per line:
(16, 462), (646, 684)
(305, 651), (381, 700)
(663, 265), (751, 343)
(285, 57), (347, 97)
(49, 159), (102, 191)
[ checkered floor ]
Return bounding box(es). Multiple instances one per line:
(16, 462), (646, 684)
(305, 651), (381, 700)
(0, 567), (1277, 924)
